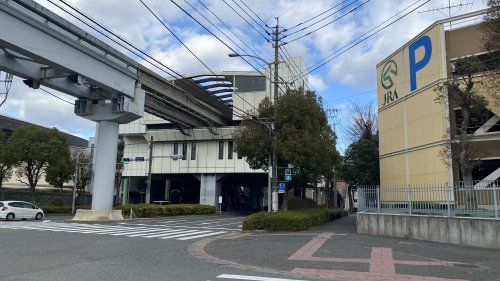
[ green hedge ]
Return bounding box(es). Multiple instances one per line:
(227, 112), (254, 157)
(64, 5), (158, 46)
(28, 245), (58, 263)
(242, 208), (345, 232)
(119, 204), (216, 218)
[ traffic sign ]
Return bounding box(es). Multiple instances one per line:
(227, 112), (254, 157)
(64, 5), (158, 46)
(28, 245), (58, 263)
(135, 156), (145, 162)
(277, 182), (285, 193)
(285, 168), (292, 181)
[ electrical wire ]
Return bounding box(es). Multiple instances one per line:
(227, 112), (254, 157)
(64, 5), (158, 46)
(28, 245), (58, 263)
(138, 0), (218, 78)
(40, 88), (75, 105)
(284, 0), (372, 44)
(220, 0), (271, 41)
(169, 0), (286, 94)
(237, 0), (269, 28)
(196, 0), (272, 61)
(231, 0), (269, 32)
(290, 0), (431, 82)
(284, 0), (351, 31)
(183, 0), (265, 70)
(307, 0), (426, 72)
(53, 0), (249, 116)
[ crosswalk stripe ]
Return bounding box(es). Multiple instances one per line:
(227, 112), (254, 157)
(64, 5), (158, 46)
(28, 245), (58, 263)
(138, 229), (191, 238)
(177, 231), (226, 240)
(109, 228), (171, 236)
(158, 230), (209, 239)
(0, 220), (240, 241)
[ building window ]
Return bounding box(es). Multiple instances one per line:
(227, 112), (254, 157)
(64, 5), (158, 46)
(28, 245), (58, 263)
(234, 76), (266, 92)
(182, 142), (187, 160)
(218, 141), (224, 160)
(173, 143), (179, 155)
(191, 142), (197, 160)
(228, 141), (234, 160)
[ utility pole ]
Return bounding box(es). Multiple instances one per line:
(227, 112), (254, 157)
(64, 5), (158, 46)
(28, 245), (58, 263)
(271, 17), (280, 212)
(145, 136), (153, 204)
(71, 151), (80, 214)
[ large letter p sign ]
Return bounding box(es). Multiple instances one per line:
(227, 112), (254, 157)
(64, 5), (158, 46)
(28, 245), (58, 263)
(409, 35), (432, 92)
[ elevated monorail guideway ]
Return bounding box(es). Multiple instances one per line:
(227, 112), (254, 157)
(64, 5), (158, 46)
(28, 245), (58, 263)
(0, 0), (232, 220)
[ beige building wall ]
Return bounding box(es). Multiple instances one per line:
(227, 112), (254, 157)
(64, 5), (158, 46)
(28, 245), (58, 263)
(378, 22), (449, 189)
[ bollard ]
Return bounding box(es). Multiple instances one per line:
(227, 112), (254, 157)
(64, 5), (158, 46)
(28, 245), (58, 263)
(493, 183), (498, 219)
(406, 185), (412, 215)
(376, 188), (381, 213)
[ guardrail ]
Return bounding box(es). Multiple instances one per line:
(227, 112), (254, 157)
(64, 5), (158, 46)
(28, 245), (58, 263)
(358, 181), (499, 219)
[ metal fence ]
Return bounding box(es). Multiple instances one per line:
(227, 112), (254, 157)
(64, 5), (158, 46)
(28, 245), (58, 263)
(357, 181), (499, 219)
(0, 189), (92, 206)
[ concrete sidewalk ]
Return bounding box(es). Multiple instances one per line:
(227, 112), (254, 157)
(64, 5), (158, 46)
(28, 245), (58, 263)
(198, 215), (499, 281)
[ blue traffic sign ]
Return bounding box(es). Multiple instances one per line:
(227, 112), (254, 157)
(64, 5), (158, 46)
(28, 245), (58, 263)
(277, 182), (285, 194)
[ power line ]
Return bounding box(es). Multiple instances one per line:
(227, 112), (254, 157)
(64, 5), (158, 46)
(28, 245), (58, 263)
(52, 0), (256, 120)
(138, 0), (218, 77)
(284, 0), (351, 31)
(237, 0), (269, 28)
(184, 0), (265, 70)
(40, 88), (75, 105)
(279, 45), (316, 92)
(220, 0), (270, 41)
(291, 0), (431, 82)
(196, 0), (271, 61)
(307, 0), (426, 72)
(284, 0), (372, 44)
(169, 0), (286, 94)
(231, 0), (269, 32)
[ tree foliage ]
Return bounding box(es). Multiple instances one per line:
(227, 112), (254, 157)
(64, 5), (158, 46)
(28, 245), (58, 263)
(7, 125), (70, 203)
(482, 0), (500, 52)
(341, 140), (380, 187)
(45, 148), (74, 191)
(234, 89), (340, 203)
(0, 131), (14, 190)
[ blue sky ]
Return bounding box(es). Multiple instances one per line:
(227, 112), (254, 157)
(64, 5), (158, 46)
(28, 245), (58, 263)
(0, 0), (488, 153)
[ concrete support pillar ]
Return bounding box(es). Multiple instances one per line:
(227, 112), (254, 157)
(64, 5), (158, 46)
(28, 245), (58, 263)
(165, 178), (170, 202)
(121, 177), (129, 205)
(272, 191), (278, 212)
(91, 121), (119, 211)
(199, 174), (217, 206)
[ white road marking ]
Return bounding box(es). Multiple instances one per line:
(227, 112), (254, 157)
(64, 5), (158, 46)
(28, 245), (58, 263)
(158, 230), (209, 239)
(178, 231), (226, 240)
(217, 274), (309, 281)
(0, 219), (237, 241)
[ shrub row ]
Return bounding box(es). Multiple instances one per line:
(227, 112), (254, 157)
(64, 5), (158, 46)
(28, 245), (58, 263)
(242, 208), (345, 232)
(119, 204), (216, 218)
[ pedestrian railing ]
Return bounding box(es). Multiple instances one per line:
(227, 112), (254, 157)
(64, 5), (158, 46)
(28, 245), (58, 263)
(357, 181), (499, 219)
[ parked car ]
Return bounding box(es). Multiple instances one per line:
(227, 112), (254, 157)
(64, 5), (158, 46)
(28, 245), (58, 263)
(0, 201), (44, 221)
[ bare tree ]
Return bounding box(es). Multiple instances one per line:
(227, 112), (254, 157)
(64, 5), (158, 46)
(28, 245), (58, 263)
(345, 102), (378, 143)
(435, 57), (493, 209)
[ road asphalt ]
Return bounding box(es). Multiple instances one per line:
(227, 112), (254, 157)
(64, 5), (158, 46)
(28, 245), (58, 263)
(0, 213), (498, 281)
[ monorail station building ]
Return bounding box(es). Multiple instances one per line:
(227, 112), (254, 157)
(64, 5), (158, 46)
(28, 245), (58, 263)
(119, 58), (307, 211)
(377, 12), (499, 188)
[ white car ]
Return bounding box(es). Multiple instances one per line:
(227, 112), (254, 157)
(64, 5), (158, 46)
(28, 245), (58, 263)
(0, 201), (44, 221)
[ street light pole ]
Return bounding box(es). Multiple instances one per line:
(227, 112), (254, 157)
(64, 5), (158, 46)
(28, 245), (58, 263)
(228, 53), (274, 212)
(272, 18), (280, 212)
(145, 136), (153, 204)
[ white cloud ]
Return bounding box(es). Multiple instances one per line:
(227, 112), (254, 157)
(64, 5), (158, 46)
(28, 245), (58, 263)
(308, 74), (327, 92)
(1, 78), (95, 139)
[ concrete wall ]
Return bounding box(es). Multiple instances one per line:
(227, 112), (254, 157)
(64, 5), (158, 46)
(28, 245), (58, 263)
(357, 212), (500, 250)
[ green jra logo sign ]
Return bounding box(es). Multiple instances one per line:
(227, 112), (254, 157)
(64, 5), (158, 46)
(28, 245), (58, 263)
(381, 59), (399, 106)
